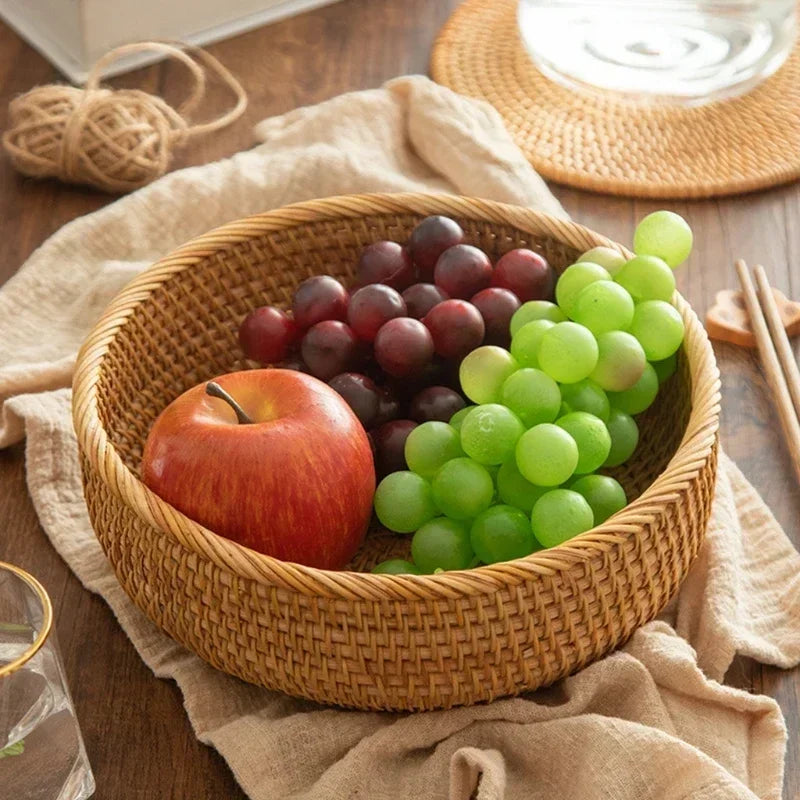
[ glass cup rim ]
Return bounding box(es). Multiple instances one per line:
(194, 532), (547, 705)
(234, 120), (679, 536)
(0, 560), (53, 678)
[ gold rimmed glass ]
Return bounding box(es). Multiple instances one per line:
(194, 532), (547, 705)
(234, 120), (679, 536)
(0, 561), (94, 799)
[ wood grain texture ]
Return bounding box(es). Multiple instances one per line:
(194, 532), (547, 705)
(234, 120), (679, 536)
(0, 0), (798, 796)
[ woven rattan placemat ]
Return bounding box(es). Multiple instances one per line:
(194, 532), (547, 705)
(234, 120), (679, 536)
(431, 0), (800, 199)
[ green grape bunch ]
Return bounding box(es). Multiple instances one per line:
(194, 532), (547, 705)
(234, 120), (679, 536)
(372, 210), (692, 575)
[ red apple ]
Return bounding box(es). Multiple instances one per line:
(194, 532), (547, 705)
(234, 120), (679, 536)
(141, 369), (375, 569)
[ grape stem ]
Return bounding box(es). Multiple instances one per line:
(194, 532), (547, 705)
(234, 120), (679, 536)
(206, 381), (253, 424)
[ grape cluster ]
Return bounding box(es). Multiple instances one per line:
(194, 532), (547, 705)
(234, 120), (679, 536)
(238, 215), (556, 480)
(372, 210), (691, 575)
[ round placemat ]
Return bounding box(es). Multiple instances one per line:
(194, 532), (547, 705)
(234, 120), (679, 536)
(431, 0), (800, 199)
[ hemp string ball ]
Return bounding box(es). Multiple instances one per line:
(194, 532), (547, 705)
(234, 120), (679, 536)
(2, 42), (247, 193)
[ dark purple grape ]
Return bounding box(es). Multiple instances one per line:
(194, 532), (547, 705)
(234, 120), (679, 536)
(409, 386), (466, 423)
(491, 249), (555, 302)
(434, 244), (493, 299)
(423, 299), (485, 359)
(373, 317), (434, 378)
(347, 284), (407, 341)
(292, 276), (349, 330)
(401, 283), (449, 319)
(375, 387), (401, 426)
(357, 241), (416, 289)
(300, 320), (359, 380)
(372, 419), (418, 477)
(239, 306), (299, 364)
(408, 216), (465, 279)
(328, 372), (381, 428)
(470, 287), (521, 347)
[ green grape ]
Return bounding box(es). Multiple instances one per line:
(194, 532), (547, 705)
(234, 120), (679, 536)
(459, 346), (519, 404)
(470, 505), (538, 564)
(577, 246), (627, 277)
(371, 559), (422, 575)
(531, 489), (594, 548)
(404, 421), (463, 478)
(559, 379), (610, 422)
(460, 404), (525, 465)
(538, 322), (599, 384)
(500, 368), (561, 427)
(651, 352), (678, 384)
(571, 280), (635, 335)
(604, 409), (639, 467)
(614, 255), (675, 302)
(555, 262), (611, 316)
(449, 405), (476, 431)
(496, 458), (549, 512)
(555, 411), (611, 474)
(608, 362), (659, 415)
(431, 458), (494, 520)
(411, 518), (474, 573)
(374, 471), (438, 533)
(569, 474), (627, 524)
(629, 300), (685, 361)
(633, 210), (693, 268)
(510, 319), (555, 368)
(590, 330), (646, 392)
(510, 300), (566, 337)
(515, 423), (578, 486)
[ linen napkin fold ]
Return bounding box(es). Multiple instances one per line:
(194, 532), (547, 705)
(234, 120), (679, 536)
(1, 76), (799, 800)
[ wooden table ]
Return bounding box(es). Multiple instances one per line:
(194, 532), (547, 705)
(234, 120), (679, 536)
(1, 1), (798, 797)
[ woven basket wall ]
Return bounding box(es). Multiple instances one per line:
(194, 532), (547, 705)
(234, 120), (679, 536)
(72, 193), (721, 711)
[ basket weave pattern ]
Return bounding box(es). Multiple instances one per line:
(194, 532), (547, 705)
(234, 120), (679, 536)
(73, 194), (720, 711)
(431, 0), (800, 199)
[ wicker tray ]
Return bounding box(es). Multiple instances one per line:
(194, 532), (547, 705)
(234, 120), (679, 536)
(431, 0), (800, 199)
(72, 193), (721, 711)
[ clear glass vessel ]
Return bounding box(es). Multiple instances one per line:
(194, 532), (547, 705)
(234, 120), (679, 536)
(518, 0), (797, 104)
(0, 561), (95, 799)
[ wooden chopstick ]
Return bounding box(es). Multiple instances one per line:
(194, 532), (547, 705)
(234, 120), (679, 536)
(735, 259), (800, 485)
(754, 264), (800, 420)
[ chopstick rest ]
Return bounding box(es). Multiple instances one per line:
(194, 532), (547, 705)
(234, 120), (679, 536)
(706, 286), (800, 348)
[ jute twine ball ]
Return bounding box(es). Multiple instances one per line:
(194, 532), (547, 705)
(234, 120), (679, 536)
(2, 43), (247, 193)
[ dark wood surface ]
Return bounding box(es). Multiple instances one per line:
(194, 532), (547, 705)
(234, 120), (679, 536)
(0, 1), (798, 797)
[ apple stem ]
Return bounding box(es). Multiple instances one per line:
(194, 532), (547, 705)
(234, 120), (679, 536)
(205, 381), (254, 425)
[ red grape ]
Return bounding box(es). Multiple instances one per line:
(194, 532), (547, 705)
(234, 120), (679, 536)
(408, 216), (465, 279)
(357, 241), (416, 289)
(373, 317), (434, 377)
(491, 249), (555, 302)
(372, 419), (417, 477)
(239, 306), (298, 364)
(347, 284), (407, 341)
(402, 283), (449, 319)
(409, 386), (466, 423)
(328, 372), (381, 428)
(300, 320), (359, 380)
(423, 299), (485, 359)
(375, 387), (401, 425)
(292, 276), (349, 330)
(434, 244), (493, 299)
(470, 287), (521, 347)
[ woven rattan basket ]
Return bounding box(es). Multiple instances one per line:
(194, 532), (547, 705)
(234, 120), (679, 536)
(73, 193), (721, 711)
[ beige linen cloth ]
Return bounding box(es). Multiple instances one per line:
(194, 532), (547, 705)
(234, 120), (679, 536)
(1, 76), (799, 800)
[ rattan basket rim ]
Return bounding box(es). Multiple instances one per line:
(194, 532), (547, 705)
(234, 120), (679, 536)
(72, 192), (721, 600)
